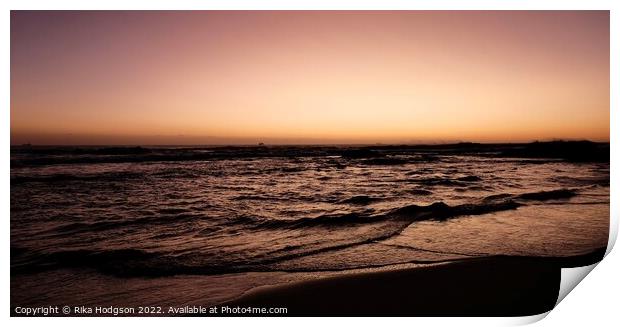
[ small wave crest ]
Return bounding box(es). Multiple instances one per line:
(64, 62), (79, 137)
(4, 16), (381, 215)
(254, 187), (580, 229)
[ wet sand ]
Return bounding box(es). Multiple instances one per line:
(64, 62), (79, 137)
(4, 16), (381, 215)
(225, 248), (605, 316)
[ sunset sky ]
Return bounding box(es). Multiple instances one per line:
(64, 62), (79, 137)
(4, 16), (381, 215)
(11, 11), (609, 145)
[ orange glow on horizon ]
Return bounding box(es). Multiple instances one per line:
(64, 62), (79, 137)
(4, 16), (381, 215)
(11, 11), (610, 145)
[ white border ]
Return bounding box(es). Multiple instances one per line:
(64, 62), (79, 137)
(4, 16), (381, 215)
(3, 1), (617, 326)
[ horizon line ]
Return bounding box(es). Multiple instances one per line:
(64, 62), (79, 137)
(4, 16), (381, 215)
(10, 139), (609, 148)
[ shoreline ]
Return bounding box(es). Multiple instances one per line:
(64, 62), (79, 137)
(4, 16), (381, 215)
(223, 248), (606, 317)
(9, 248), (605, 317)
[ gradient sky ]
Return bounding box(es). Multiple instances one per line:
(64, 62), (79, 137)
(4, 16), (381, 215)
(11, 11), (609, 145)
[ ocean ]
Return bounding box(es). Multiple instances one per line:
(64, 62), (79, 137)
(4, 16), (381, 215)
(10, 143), (609, 311)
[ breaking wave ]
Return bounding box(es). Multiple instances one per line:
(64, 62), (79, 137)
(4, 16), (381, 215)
(11, 188), (582, 277)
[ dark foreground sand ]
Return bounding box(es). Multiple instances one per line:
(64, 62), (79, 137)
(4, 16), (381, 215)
(224, 248), (605, 317)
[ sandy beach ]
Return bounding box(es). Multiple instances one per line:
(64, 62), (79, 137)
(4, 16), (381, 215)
(225, 248), (605, 316)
